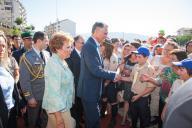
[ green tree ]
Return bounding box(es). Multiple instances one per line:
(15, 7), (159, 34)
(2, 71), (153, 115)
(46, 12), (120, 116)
(11, 27), (21, 36)
(176, 35), (192, 46)
(25, 25), (35, 31)
(15, 17), (23, 26)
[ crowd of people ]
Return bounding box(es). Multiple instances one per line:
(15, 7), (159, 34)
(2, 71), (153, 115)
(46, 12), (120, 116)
(0, 22), (192, 128)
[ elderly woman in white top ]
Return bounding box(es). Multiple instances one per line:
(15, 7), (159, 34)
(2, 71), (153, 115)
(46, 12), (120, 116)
(42, 32), (75, 128)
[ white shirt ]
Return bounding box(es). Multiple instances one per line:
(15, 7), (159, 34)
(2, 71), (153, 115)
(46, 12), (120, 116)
(165, 79), (184, 103)
(32, 45), (41, 58)
(171, 79), (184, 95)
(91, 36), (102, 62)
(75, 48), (81, 57)
(32, 46), (50, 63)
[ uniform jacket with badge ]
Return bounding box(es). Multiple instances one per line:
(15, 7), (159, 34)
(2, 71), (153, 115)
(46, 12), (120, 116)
(19, 48), (50, 101)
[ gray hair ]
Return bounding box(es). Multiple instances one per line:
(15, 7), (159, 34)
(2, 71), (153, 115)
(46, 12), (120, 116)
(91, 22), (106, 34)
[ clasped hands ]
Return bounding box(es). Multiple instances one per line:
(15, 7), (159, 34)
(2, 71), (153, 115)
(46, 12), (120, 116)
(114, 73), (150, 82)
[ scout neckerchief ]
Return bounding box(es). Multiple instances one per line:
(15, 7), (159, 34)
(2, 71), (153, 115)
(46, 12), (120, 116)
(132, 61), (149, 87)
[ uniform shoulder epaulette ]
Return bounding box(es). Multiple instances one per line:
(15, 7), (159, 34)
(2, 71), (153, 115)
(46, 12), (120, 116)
(25, 49), (33, 56)
(19, 50), (44, 81)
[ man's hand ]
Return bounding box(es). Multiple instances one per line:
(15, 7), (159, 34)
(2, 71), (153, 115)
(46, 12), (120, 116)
(28, 98), (37, 108)
(131, 95), (141, 102)
(20, 106), (27, 115)
(114, 74), (122, 82)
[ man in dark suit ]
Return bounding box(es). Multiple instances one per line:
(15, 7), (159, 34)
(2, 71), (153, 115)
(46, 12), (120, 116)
(77, 22), (120, 128)
(66, 35), (85, 128)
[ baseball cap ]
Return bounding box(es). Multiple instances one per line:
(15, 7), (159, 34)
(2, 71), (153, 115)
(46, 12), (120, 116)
(132, 46), (150, 57)
(172, 59), (192, 70)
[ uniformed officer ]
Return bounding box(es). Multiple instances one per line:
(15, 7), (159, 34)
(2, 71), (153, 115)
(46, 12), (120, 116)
(19, 31), (50, 128)
(12, 31), (33, 64)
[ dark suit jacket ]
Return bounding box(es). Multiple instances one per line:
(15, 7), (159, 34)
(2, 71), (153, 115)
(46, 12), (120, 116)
(66, 49), (81, 89)
(0, 85), (8, 128)
(77, 37), (116, 102)
(12, 47), (27, 64)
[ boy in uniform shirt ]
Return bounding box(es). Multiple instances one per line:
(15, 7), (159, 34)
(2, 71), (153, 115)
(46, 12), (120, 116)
(121, 46), (156, 128)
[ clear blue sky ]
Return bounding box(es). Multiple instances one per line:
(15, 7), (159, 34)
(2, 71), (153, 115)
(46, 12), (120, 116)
(22, 0), (192, 36)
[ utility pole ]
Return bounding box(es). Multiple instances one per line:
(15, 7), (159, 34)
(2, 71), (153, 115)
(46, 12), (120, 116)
(56, 0), (60, 32)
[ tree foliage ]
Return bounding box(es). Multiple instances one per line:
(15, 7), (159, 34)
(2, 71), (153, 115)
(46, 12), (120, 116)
(25, 25), (35, 31)
(176, 35), (192, 45)
(11, 27), (21, 36)
(15, 17), (24, 26)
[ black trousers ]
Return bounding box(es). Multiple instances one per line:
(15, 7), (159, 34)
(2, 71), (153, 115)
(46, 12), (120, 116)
(71, 97), (84, 128)
(27, 100), (47, 128)
(7, 107), (17, 128)
(106, 82), (118, 120)
(130, 94), (151, 128)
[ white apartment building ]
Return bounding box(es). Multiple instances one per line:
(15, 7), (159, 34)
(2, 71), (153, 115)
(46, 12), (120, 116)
(44, 19), (76, 38)
(0, 0), (26, 27)
(177, 28), (192, 36)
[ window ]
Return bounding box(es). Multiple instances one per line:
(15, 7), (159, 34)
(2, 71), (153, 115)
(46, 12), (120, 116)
(5, 7), (12, 10)
(4, 2), (12, 5)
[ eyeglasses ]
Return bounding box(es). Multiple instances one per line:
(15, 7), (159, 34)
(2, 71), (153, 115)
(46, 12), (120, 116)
(124, 48), (130, 51)
(163, 48), (171, 55)
(76, 41), (84, 44)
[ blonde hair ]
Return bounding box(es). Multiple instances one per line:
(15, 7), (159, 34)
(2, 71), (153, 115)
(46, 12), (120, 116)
(0, 30), (10, 68)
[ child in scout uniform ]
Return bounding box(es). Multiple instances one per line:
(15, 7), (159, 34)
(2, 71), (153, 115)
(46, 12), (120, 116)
(121, 46), (156, 128)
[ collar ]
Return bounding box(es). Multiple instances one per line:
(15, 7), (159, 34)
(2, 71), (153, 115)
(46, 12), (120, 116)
(32, 45), (41, 57)
(136, 61), (151, 70)
(91, 36), (100, 48)
(75, 48), (81, 56)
